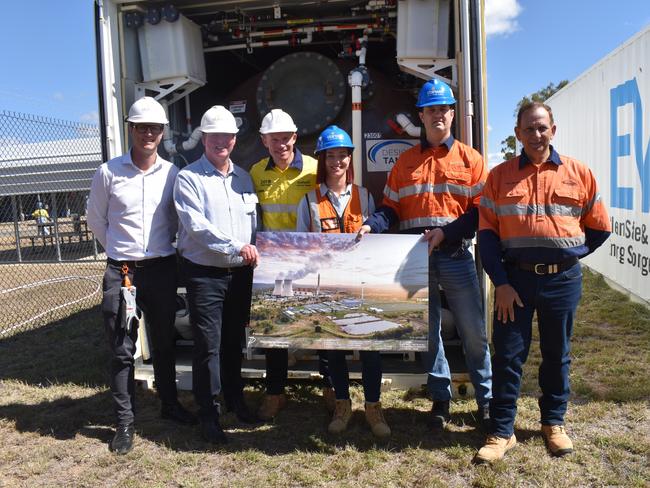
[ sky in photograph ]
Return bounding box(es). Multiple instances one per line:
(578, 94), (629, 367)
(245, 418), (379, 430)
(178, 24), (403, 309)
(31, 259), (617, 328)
(254, 232), (428, 291)
(0, 0), (648, 162)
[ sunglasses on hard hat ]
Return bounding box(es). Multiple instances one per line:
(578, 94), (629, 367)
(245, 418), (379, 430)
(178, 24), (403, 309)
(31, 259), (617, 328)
(132, 124), (164, 135)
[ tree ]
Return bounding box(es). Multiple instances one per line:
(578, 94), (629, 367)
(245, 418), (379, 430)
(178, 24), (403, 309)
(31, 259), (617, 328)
(500, 80), (569, 160)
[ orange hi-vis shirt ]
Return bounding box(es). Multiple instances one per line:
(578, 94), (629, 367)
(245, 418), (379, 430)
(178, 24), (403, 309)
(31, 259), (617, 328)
(305, 184), (370, 233)
(380, 137), (487, 239)
(478, 148), (611, 286)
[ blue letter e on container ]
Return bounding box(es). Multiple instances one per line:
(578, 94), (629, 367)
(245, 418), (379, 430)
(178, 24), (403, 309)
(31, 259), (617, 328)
(610, 78), (650, 213)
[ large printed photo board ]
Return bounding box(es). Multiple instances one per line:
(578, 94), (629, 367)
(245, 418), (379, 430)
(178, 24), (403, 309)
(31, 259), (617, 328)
(248, 232), (429, 351)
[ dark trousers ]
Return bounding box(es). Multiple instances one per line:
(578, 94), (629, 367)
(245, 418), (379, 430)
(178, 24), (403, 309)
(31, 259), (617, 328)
(184, 260), (253, 419)
(101, 256), (178, 426)
(265, 349), (332, 394)
(328, 350), (382, 403)
(490, 262), (582, 437)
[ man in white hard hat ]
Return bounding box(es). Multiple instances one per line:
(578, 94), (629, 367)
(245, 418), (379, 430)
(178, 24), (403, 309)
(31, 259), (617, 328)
(87, 96), (196, 456)
(174, 105), (260, 444)
(248, 109), (334, 421)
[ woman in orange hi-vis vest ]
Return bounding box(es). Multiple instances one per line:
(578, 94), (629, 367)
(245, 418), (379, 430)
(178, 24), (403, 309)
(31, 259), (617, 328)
(295, 126), (390, 437)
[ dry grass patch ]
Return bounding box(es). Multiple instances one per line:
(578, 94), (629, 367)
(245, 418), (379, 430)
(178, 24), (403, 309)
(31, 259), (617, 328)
(0, 269), (649, 487)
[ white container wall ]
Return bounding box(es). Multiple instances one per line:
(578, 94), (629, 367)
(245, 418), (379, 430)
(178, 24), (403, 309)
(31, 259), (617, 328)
(396, 0), (450, 60)
(547, 26), (650, 304)
(138, 15), (206, 83)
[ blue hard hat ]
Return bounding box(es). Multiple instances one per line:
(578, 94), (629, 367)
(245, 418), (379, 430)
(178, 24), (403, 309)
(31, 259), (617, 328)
(416, 78), (456, 107)
(315, 125), (354, 154)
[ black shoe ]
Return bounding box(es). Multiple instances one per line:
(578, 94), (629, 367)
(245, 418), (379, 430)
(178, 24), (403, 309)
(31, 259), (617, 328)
(478, 404), (490, 430)
(161, 402), (198, 425)
(110, 423), (134, 455)
(226, 396), (262, 425)
(428, 400), (450, 430)
(200, 417), (228, 445)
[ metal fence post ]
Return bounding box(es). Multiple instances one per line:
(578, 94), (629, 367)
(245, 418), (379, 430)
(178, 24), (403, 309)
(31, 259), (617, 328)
(11, 195), (22, 263)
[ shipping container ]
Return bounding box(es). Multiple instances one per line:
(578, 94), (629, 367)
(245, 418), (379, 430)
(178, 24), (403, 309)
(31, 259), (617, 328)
(546, 25), (650, 306)
(94, 0), (490, 392)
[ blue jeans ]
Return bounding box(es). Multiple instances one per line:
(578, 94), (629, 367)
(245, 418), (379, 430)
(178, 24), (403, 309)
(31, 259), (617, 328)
(422, 247), (492, 406)
(490, 262), (582, 437)
(328, 350), (382, 403)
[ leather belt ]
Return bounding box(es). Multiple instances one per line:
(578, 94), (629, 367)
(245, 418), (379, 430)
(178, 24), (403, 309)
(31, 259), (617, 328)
(507, 257), (579, 275)
(107, 255), (175, 269)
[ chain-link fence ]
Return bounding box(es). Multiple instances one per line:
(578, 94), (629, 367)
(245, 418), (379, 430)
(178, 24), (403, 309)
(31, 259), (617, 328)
(0, 110), (105, 338)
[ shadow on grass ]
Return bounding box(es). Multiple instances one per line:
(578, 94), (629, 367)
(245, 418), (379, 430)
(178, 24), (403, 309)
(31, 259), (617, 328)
(0, 305), (574, 455)
(0, 306), (108, 387)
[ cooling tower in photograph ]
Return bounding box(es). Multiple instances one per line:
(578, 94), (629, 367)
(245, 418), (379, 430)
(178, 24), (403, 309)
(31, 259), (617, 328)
(282, 279), (294, 297)
(272, 279), (283, 296)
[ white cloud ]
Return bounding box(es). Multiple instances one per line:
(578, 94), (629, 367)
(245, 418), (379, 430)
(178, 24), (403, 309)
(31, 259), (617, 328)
(487, 124), (492, 132)
(487, 152), (505, 168)
(485, 0), (522, 38)
(53, 92), (64, 101)
(80, 111), (99, 123)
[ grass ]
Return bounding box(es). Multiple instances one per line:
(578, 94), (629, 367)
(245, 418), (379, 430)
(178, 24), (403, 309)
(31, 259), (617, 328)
(0, 269), (649, 487)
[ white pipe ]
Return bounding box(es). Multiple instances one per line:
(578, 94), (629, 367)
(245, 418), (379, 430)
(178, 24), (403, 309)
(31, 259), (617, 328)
(349, 69), (364, 187)
(459, 0), (473, 147)
(356, 32), (368, 65)
(236, 24), (377, 39)
(180, 128), (203, 152)
(184, 95), (192, 135)
(204, 31), (312, 53)
(205, 23), (376, 53)
(161, 101), (176, 155)
(396, 113), (421, 138)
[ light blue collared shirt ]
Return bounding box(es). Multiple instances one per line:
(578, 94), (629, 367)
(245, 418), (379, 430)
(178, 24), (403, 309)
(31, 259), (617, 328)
(174, 155), (258, 268)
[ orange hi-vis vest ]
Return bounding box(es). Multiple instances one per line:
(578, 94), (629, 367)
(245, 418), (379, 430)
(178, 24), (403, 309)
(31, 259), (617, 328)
(305, 184), (370, 233)
(479, 154), (610, 253)
(382, 140), (486, 231)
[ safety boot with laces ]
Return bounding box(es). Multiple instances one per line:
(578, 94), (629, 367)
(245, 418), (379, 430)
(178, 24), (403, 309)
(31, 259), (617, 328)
(541, 424), (574, 456)
(257, 393), (287, 421)
(473, 434), (517, 464)
(365, 401), (391, 438)
(328, 399), (352, 434)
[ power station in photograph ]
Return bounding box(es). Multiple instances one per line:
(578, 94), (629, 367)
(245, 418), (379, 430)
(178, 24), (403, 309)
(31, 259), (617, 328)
(272, 276), (295, 297)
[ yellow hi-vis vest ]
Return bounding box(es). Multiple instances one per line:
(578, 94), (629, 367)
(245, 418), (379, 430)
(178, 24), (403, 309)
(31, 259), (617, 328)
(249, 150), (317, 231)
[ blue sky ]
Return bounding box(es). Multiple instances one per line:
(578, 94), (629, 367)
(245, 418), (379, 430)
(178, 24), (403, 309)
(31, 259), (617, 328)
(0, 0), (648, 162)
(0, 1), (97, 123)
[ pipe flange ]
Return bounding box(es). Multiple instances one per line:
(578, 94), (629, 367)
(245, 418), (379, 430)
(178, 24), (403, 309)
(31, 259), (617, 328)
(349, 66), (370, 89)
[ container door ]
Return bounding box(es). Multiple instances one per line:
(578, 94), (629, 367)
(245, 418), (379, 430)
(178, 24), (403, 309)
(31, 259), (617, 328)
(94, 0), (123, 161)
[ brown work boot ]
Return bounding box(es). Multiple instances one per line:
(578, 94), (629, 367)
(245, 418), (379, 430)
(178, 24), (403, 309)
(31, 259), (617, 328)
(541, 424), (574, 457)
(473, 434), (517, 464)
(257, 394), (287, 421)
(365, 401), (391, 438)
(328, 399), (352, 434)
(323, 387), (336, 414)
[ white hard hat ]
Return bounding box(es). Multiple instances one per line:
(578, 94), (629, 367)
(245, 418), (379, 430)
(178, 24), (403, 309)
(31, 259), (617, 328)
(259, 109), (298, 134)
(200, 105), (239, 134)
(126, 96), (168, 124)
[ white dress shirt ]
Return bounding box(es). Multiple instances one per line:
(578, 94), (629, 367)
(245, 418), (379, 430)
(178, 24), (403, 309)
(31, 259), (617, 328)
(174, 155), (258, 268)
(87, 150), (179, 261)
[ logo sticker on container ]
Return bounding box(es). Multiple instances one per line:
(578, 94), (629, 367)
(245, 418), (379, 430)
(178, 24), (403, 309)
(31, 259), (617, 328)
(229, 100), (247, 114)
(366, 139), (418, 172)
